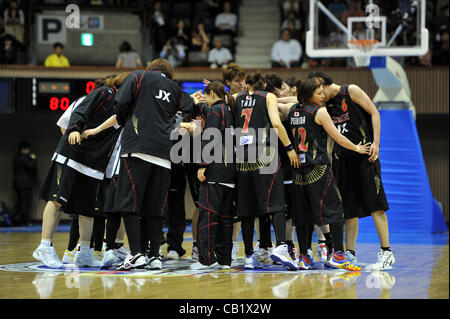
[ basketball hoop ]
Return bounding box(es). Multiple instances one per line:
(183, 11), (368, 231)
(347, 39), (380, 67)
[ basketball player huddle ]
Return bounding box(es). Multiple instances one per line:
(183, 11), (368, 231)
(32, 59), (395, 274)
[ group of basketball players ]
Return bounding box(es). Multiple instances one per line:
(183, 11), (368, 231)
(31, 58), (395, 274)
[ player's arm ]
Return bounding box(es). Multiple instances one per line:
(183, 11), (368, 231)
(348, 84), (380, 162)
(316, 107), (370, 155)
(266, 93), (300, 168)
(277, 96), (298, 104)
(83, 115), (119, 140)
(277, 102), (295, 121)
(113, 72), (138, 126)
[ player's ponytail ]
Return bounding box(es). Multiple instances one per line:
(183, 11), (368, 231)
(245, 71), (265, 91)
(113, 72), (130, 89)
(103, 74), (117, 88)
(205, 81), (236, 117)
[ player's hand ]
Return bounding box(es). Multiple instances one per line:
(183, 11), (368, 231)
(355, 142), (371, 155)
(202, 78), (211, 86)
(287, 149), (300, 168)
(368, 142), (379, 162)
(68, 132), (81, 145)
(197, 168), (206, 182)
(82, 128), (99, 139)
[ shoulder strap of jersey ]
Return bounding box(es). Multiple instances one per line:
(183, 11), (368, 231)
(254, 91), (268, 98)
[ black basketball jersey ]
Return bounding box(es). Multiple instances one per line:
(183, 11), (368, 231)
(235, 91), (276, 165)
(326, 84), (373, 158)
(288, 104), (329, 167)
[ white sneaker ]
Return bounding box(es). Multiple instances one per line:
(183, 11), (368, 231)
(191, 246), (199, 261)
(270, 244), (299, 271)
(317, 243), (328, 263)
(254, 241), (260, 254)
(115, 245), (130, 262)
(306, 248), (315, 263)
(368, 271), (396, 289)
(244, 253), (262, 269)
(255, 248), (272, 263)
(345, 250), (358, 263)
(213, 264), (231, 270)
(371, 249), (395, 270)
(189, 261), (218, 270)
(75, 248), (101, 268)
(231, 241), (239, 260)
(167, 250), (180, 260)
(33, 245), (63, 268)
(146, 256), (163, 270)
(62, 249), (77, 264)
(100, 249), (120, 269)
(117, 253), (147, 271)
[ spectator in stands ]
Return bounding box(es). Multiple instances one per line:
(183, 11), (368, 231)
(433, 26), (449, 65)
(12, 141), (37, 227)
(0, 33), (17, 64)
(206, 0), (222, 21)
(341, 0), (364, 23)
(328, 0), (347, 21)
(44, 42), (70, 67)
(271, 28), (302, 68)
(281, 10), (301, 31)
(282, 0), (301, 18)
(286, 20), (301, 42)
(160, 36), (185, 67)
(3, 0), (24, 44)
(115, 41), (142, 68)
(150, 1), (167, 54)
(214, 1), (237, 36)
(175, 19), (189, 48)
(190, 22), (210, 53)
(208, 38), (233, 69)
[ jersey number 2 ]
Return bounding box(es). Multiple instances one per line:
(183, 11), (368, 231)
(293, 127), (308, 152)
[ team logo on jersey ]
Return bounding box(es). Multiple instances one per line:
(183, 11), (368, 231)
(156, 89), (171, 102)
(341, 99), (348, 112)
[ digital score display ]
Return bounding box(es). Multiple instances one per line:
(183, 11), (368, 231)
(34, 79), (96, 111)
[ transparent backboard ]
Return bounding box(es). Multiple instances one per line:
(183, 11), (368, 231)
(305, 0), (428, 58)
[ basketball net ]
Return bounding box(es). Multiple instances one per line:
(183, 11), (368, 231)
(347, 39), (380, 67)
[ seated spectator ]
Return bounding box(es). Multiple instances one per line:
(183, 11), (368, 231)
(341, 0), (364, 23)
(0, 34), (18, 64)
(281, 10), (301, 31)
(282, 0), (301, 18)
(208, 38), (233, 68)
(285, 20), (301, 42)
(175, 19), (189, 48)
(433, 26), (449, 65)
(271, 28), (302, 68)
(328, 0), (347, 21)
(3, 0), (24, 44)
(190, 23), (210, 53)
(44, 42), (70, 67)
(214, 1), (238, 36)
(115, 41), (142, 68)
(160, 36), (185, 67)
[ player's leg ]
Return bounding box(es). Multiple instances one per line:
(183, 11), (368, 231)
(315, 224), (329, 262)
(215, 186), (234, 268)
(231, 220), (241, 260)
(255, 215), (273, 263)
(101, 213), (123, 269)
(371, 209), (394, 269)
(191, 207), (199, 260)
(76, 214), (101, 267)
(62, 214), (79, 263)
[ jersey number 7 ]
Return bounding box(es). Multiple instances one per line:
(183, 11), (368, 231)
(241, 108), (253, 133)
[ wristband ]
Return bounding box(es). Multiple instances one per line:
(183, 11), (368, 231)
(284, 143), (294, 152)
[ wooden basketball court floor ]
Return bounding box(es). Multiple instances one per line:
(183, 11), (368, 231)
(0, 230), (448, 299)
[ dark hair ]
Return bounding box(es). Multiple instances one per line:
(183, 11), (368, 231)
(18, 141), (30, 153)
(281, 28), (292, 36)
(264, 74), (283, 94)
(147, 58), (174, 79)
(53, 42), (63, 49)
(204, 81), (236, 116)
(284, 77), (303, 89)
(297, 78), (323, 105)
(245, 71), (265, 91)
(307, 71), (333, 86)
(119, 41), (132, 52)
(223, 63), (245, 85)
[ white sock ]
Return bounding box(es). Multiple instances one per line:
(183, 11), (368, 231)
(40, 239), (52, 247)
(79, 241), (91, 254)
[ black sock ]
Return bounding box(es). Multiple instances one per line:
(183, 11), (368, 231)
(105, 214), (121, 251)
(381, 246), (391, 251)
(295, 225), (309, 256)
(241, 216), (255, 256)
(329, 222), (344, 253)
(347, 249), (356, 256)
(258, 216), (272, 249)
(271, 211), (286, 246)
(92, 216), (106, 251)
(318, 239), (326, 244)
(114, 242), (124, 249)
(193, 241), (197, 247)
(123, 214), (141, 256)
(147, 216), (164, 258)
(323, 232), (333, 252)
(307, 225), (314, 249)
(67, 216), (79, 251)
(286, 240), (294, 249)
